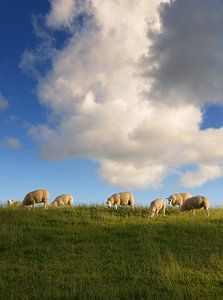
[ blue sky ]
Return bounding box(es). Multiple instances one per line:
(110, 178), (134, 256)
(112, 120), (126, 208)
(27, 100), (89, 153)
(1, 0), (223, 207)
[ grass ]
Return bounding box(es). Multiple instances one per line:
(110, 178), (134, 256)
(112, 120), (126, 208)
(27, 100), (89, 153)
(1, 206), (223, 299)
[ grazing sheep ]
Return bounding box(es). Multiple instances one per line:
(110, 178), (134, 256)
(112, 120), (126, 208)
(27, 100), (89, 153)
(52, 194), (74, 207)
(22, 189), (50, 209)
(149, 198), (166, 218)
(180, 195), (210, 216)
(106, 192), (134, 210)
(7, 200), (22, 207)
(167, 192), (192, 207)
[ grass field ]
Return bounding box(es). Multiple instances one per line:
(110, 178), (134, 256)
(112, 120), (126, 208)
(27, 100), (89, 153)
(1, 206), (223, 299)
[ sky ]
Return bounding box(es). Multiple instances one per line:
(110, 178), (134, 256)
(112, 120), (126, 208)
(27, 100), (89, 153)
(1, 0), (223, 207)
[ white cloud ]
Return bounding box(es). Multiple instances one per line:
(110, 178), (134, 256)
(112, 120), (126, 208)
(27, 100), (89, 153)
(46, 0), (77, 29)
(180, 165), (223, 188)
(98, 160), (166, 189)
(2, 137), (22, 150)
(0, 93), (8, 111)
(24, 0), (223, 189)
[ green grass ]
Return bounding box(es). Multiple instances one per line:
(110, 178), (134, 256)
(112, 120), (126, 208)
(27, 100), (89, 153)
(1, 206), (223, 299)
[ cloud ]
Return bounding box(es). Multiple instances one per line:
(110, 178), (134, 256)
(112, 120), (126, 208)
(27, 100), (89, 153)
(144, 0), (223, 106)
(20, 15), (56, 79)
(0, 93), (9, 111)
(24, 0), (223, 189)
(2, 137), (22, 150)
(180, 165), (223, 188)
(98, 160), (166, 189)
(46, 0), (77, 29)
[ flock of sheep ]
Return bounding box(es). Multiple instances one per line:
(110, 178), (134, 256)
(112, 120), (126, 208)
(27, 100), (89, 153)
(7, 190), (73, 209)
(107, 191), (209, 217)
(149, 192), (209, 217)
(6, 189), (210, 217)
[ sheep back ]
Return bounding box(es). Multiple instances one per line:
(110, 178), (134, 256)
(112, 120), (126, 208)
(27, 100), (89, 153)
(150, 198), (166, 210)
(107, 192), (134, 208)
(52, 194), (74, 206)
(22, 189), (50, 206)
(181, 196), (209, 211)
(168, 192), (192, 207)
(149, 198), (166, 217)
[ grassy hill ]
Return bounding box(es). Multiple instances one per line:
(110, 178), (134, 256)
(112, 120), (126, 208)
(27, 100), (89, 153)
(1, 206), (223, 299)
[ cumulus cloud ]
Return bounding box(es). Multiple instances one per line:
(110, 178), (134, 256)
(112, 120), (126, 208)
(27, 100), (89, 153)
(2, 137), (22, 150)
(46, 0), (77, 29)
(0, 93), (9, 111)
(98, 160), (166, 189)
(180, 165), (223, 188)
(23, 0), (223, 189)
(144, 0), (223, 106)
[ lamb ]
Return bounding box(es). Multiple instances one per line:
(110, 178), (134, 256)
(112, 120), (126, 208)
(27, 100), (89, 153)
(22, 189), (50, 209)
(52, 194), (74, 207)
(149, 198), (166, 218)
(7, 200), (22, 207)
(180, 195), (210, 216)
(106, 192), (134, 210)
(167, 192), (192, 207)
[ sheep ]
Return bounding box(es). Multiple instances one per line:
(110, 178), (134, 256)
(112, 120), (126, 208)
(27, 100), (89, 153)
(22, 189), (50, 209)
(7, 200), (22, 207)
(180, 195), (210, 216)
(149, 198), (166, 218)
(167, 192), (192, 207)
(52, 194), (74, 207)
(106, 192), (134, 210)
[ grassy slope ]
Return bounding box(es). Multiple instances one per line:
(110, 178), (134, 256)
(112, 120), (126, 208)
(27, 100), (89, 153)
(1, 206), (223, 300)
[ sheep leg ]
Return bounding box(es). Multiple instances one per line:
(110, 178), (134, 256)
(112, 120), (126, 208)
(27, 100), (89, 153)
(29, 204), (34, 211)
(163, 206), (166, 216)
(150, 208), (156, 218)
(150, 211), (155, 218)
(156, 209), (159, 216)
(114, 204), (118, 210)
(192, 209), (196, 216)
(206, 208), (209, 217)
(42, 198), (48, 209)
(29, 199), (35, 211)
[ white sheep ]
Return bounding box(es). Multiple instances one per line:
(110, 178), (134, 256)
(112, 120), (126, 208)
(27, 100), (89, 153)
(167, 192), (192, 207)
(7, 200), (22, 207)
(52, 194), (74, 207)
(149, 198), (166, 217)
(180, 195), (210, 216)
(106, 192), (134, 210)
(22, 189), (50, 209)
